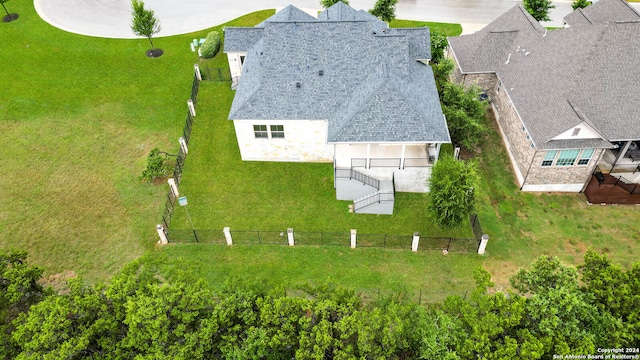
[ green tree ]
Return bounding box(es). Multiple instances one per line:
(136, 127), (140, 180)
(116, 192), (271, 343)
(130, 0), (162, 57)
(523, 0), (555, 22)
(428, 156), (480, 229)
(432, 58), (454, 93)
(440, 81), (487, 150)
(369, 0), (398, 22)
(572, 0), (591, 10)
(140, 147), (173, 182)
(443, 268), (542, 359)
(579, 251), (640, 344)
(430, 30), (448, 65)
(511, 256), (619, 355)
(0, 251), (49, 359)
(320, 0), (349, 8)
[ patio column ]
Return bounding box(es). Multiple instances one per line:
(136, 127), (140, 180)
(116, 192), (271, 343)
(613, 141), (633, 167)
(435, 143), (441, 162)
(366, 143), (371, 169)
(400, 144), (406, 169)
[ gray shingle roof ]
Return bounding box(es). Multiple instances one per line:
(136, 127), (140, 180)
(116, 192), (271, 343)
(224, 3), (449, 144)
(563, 0), (640, 26)
(448, 0), (640, 150)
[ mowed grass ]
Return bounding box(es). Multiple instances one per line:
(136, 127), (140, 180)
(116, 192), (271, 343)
(170, 82), (472, 238)
(475, 112), (640, 289)
(0, 2), (273, 283)
(149, 245), (484, 304)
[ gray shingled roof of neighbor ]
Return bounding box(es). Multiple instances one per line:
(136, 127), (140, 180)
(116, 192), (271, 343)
(225, 3), (450, 144)
(448, 0), (640, 150)
(563, 0), (640, 26)
(447, 5), (543, 73)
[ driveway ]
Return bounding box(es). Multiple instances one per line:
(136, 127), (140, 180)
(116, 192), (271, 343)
(35, 0), (627, 38)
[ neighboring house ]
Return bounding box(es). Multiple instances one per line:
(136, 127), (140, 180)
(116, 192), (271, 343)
(447, 0), (640, 203)
(224, 3), (450, 214)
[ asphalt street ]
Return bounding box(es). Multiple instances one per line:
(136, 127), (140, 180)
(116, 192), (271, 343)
(34, 0), (590, 39)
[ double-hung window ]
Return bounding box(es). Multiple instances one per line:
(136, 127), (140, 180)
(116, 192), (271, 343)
(270, 125), (285, 139)
(253, 125), (268, 138)
(253, 124), (284, 139)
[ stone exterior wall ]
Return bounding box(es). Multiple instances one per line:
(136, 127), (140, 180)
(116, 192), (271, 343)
(233, 119), (334, 162)
(492, 86), (535, 185)
(522, 149), (603, 192)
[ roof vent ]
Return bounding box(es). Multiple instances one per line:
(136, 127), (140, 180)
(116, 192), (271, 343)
(318, 70), (324, 76)
(296, 82), (301, 88)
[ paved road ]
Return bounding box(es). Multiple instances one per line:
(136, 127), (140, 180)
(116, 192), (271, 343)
(34, 0), (628, 38)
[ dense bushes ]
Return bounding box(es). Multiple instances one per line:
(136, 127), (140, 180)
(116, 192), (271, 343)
(199, 31), (221, 59)
(4, 250), (639, 359)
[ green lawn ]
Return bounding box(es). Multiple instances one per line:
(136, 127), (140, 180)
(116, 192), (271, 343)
(0, 2), (273, 283)
(3, 1), (638, 303)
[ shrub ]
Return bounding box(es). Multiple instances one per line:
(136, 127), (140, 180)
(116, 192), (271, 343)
(140, 148), (173, 182)
(200, 31), (221, 59)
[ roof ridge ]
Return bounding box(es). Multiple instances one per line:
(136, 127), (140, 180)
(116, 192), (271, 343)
(517, 4), (542, 30)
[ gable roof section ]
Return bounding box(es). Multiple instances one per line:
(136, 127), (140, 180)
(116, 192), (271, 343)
(448, 0), (640, 149)
(563, 0), (640, 26)
(255, 4), (317, 27)
(226, 4), (449, 144)
(448, 5), (543, 73)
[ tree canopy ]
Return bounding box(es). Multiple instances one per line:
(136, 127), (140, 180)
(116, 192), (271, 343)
(572, 0), (591, 10)
(5, 251), (639, 359)
(428, 156), (480, 229)
(369, 0), (398, 22)
(523, 0), (555, 22)
(320, 0), (349, 8)
(440, 81), (488, 151)
(130, 0), (161, 54)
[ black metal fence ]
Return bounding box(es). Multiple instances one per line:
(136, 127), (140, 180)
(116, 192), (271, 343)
(160, 71), (200, 232)
(166, 228), (480, 252)
(200, 66), (232, 82)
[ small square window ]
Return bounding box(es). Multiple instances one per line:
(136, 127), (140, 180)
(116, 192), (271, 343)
(253, 125), (268, 138)
(270, 125), (284, 139)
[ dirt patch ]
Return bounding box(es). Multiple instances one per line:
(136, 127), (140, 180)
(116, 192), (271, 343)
(146, 48), (164, 58)
(39, 270), (77, 295)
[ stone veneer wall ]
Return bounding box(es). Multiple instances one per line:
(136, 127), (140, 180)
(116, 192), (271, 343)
(523, 149), (603, 191)
(233, 119), (334, 162)
(492, 84), (535, 185)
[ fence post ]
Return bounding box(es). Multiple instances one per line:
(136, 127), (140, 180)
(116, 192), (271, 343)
(411, 232), (420, 252)
(194, 64), (202, 81)
(187, 99), (196, 117)
(287, 228), (294, 246)
(478, 234), (489, 255)
(179, 137), (188, 155)
(156, 224), (168, 244)
(350, 229), (357, 248)
(223, 227), (233, 246)
(167, 178), (178, 197)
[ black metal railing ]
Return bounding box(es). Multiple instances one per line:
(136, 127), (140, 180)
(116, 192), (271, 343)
(351, 157), (431, 169)
(335, 168), (380, 190)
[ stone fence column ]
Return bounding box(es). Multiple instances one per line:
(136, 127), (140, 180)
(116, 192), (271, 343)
(156, 224), (168, 244)
(287, 228), (294, 246)
(350, 229), (357, 248)
(411, 232), (420, 252)
(223, 227), (233, 246)
(478, 234), (489, 255)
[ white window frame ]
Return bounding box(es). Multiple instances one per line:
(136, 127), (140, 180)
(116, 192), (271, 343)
(541, 149), (594, 167)
(253, 124), (285, 139)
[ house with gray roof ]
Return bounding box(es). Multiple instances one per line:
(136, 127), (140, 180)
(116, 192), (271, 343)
(447, 0), (640, 203)
(224, 3), (450, 214)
